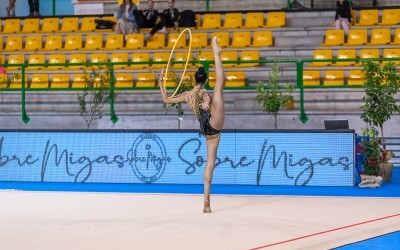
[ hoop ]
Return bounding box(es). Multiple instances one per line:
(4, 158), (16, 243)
(163, 28), (192, 98)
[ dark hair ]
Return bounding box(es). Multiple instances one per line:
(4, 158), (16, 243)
(195, 67), (207, 84)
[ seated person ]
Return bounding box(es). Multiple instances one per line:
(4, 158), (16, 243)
(144, 0), (179, 41)
(137, 0), (159, 30)
(116, 0), (140, 36)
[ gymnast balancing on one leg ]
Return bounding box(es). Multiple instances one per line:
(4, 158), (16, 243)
(159, 37), (225, 213)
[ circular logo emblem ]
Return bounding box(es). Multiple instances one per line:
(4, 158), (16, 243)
(127, 133), (169, 183)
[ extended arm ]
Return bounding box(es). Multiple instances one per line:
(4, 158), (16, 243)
(159, 68), (188, 104)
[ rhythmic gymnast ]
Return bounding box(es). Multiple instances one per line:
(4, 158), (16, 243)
(159, 37), (225, 213)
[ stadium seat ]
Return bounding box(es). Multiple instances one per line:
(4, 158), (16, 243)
(324, 70), (344, 86)
(162, 72), (176, 88)
(211, 32), (229, 48)
(252, 31), (273, 47)
(367, 28), (391, 45)
(310, 50), (333, 67)
(383, 48), (400, 65)
(100, 16), (117, 30)
(358, 49), (380, 65)
(220, 51), (238, 67)
(321, 29), (345, 46)
(335, 49), (356, 66)
(72, 74), (87, 88)
(379, 9), (400, 25)
(68, 54), (87, 70)
(80, 17), (97, 32)
(51, 74), (70, 88)
(0, 55), (5, 64)
(60, 17), (79, 33)
(239, 51), (260, 67)
(40, 18), (59, 33)
(191, 32), (208, 49)
(125, 34), (144, 50)
(0, 39), (3, 50)
(146, 34), (165, 49)
(83, 34), (103, 50)
(348, 70), (364, 85)
(196, 51), (214, 68)
(27, 54), (46, 70)
(152, 52), (170, 69)
(355, 9), (378, 26)
(244, 12), (264, 28)
(4, 36), (23, 51)
(115, 73), (134, 88)
(47, 54), (66, 70)
(136, 72), (155, 87)
(9, 74), (28, 89)
(391, 28), (400, 45)
(0, 74), (8, 88)
(200, 14), (221, 29)
(223, 13), (242, 29)
(90, 53), (108, 65)
(266, 12), (285, 27)
(130, 52), (149, 69)
(111, 53), (129, 69)
(6, 54), (25, 70)
(103, 34), (124, 50)
(167, 33), (186, 49)
(232, 31), (251, 48)
(22, 18), (40, 33)
(3, 19), (20, 33)
(225, 71), (246, 87)
(63, 35), (83, 51)
(43, 35), (62, 51)
(23, 35), (42, 51)
(30, 74), (49, 88)
(345, 29), (367, 45)
(303, 71), (320, 86)
(173, 52), (193, 69)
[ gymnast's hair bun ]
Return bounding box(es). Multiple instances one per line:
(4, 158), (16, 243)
(195, 67), (207, 83)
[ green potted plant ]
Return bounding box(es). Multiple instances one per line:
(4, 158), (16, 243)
(256, 64), (294, 129)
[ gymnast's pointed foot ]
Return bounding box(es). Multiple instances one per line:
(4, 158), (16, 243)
(212, 37), (222, 55)
(203, 197), (212, 213)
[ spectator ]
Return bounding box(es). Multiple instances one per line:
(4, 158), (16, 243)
(335, 0), (352, 36)
(6, 0), (16, 17)
(27, 0), (40, 17)
(138, 0), (159, 31)
(145, 0), (179, 41)
(116, 0), (140, 36)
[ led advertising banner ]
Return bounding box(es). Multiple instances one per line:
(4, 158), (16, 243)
(0, 131), (355, 186)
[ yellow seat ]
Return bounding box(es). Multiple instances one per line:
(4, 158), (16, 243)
(303, 71), (320, 86)
(40, 18), (59, 33)
(239, 51), (260, 67)
(3, 19), (21, 33)
(359, 49), (380, 64)
(22, 18), (40, 33)
(0, 74), (8, 88)
(379, 9), (400, 25)
(23, 35), (42, 51)
(223, 13), (242, 29)
(43, 35), (63, 51)
(163, 72), (177, 88)
(51, 74), (70, 88)
(196, 51), (214, 68)
(131, 52), (150, 69)
(146, 34), (165, 49)
(211, 32), (229, 48)
(6, 54), (25, 70)
(72, 74), (87, 88)
(200, 14), (221, 29)
(355, 9), (379, 26)
(125, 34), (144, 50)
(225, 71), (246, 87)
(244, 12), (264, 28)
(348, 70), (364, 85)
(136, 72), (155, 87)
(4, 36), (23, 52)
(0, 55), (5, 64)
(83, 34), (103, 50)
(310, 50), (333, 67)
(68, 54), (87, 70)
(152, 52), (169, 69)
(100, 16), (117, 30)
(60, 17), (79, 33)
(90, 54), (108, 65)
(391, 28), (400, 45)
(324, 70), (344, 86)
(231, 31), (251, 48)
(367, 28), (391, 45)
(221, 51), (238, 67)
(9, 74), (29, 89)
(110, 53), (129, 69)
(266, 12), (285, 27)
(383, 48), (400, 65)
(115, 73), (134, 88)
(47, 54), (66, 70)
(252, 31), (273, 47)
(0, 39), (3, 51)
(191, 32), (208, 49)
(30, 74), (49, 88)
(27, 54), (46, 70)
(345, 29), (367, 45)
(80, 17), (97, 32)
(173, 52), (193, 69)
(167, 33), (186, 49)
(335, 49), (356, 66)
(103, 34), (124, 50)
(63, 35), (83, 51)
(321, 29), (344, 46)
